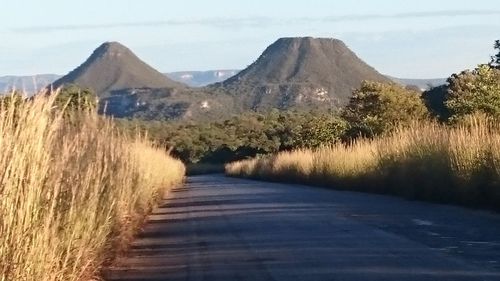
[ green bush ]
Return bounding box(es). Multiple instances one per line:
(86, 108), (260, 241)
(55, 84), (97, 111)
(342, 81), (429, 138)
(446, 65), (500, 121)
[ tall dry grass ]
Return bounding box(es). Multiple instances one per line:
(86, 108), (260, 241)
(0, 93), (185, 281)
(226, 116), (500, 209)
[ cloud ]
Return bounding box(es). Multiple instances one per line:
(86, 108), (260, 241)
(321, 10), (500, 22)
(13, 17), (271, 33)
(13, 10), (500, 33)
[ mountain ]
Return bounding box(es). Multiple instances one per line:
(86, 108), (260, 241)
(211, 37), (391, 110)
(0, 74), (61, 95)
(13, 38), (423, 121)
(0, 38), (447, 121)
(166, 70), (239, 87)
(50, 42), (185, 97)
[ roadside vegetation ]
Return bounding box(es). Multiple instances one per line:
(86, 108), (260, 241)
(0, 92), (185, 281)
(226, 117), (500, 209)
(226, 41), (500, 210)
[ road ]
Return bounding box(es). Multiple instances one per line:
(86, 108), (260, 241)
(106, 175), (500, 281)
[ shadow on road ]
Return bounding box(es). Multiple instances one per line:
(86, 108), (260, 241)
(105, 175), (500, 281)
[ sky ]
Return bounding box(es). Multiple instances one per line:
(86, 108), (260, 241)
(1, 0), (499, 78)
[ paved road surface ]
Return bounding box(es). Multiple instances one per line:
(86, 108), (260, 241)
(106, 175), (500, 281)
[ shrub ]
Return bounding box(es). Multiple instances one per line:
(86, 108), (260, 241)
(446, 65), (500, 121)
(342, 81), (429, 138)
(55, 84), (98, 111)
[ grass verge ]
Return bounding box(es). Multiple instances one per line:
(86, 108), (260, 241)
(226, 117), (500, 210)
(0, 93), (185, 281)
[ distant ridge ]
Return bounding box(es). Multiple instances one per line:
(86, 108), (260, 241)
(166, 70), (239, 87)
(50, 42), (185, 96)
(388, 76), (447, 90)
(214, 37), (391, 109)
(0, 74), (61, 95)
(1, 72), (445, 95)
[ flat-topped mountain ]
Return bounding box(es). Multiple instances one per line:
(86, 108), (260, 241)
(50, 42), (185, 96)
(31, 38), (405, 120)
(214, 37), (390, 110)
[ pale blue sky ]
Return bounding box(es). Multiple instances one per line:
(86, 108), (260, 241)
(1, 0), (499, 78)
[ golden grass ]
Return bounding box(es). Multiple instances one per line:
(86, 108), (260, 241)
(0, 93), (185, 281)
(226, 117), (500, 209)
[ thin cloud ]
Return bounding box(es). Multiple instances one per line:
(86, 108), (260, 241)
(322, 10), (500, 22)
(13, 10), (500, 33)
(13, 17), (271, 33)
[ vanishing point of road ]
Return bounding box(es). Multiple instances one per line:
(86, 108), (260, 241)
(106, 175), (500, 281)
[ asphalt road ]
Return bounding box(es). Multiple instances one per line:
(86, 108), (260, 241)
(106, 175), (500, 281)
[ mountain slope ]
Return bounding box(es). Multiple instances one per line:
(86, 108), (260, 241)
(212, 37), (390, 110)
(51, 42), (185, 96)
(39, 38), (400, 120)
